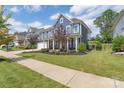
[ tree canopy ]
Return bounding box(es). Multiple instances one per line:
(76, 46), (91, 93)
(0, 5), (15, 46)
(94, 9), (118, 43)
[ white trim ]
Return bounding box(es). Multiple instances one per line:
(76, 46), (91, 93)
(67, 37), (69, 51)
(53, 14), (73, 27)
(75, 37), (78, 52)
(53, 39), (55, 50)
(60, 17), (63, 24)
(80, 23), (82, 35)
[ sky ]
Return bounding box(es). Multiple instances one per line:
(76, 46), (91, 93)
(4, 5), (124, 37)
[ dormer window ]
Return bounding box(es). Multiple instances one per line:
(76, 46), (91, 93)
(60, 17), (63, 24)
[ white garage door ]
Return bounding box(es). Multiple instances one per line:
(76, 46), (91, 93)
(37, 42), (48, 49)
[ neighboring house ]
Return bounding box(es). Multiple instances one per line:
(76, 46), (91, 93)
(15, 27), (43, 46)
(113, 10), (124, 37)
(15, 14), (91, 52)
(15, 32), (28, 46)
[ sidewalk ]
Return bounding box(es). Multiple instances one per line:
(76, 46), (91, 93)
(1, 50), (124, 88)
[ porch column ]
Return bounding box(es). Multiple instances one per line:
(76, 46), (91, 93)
(67, 37), (69, 51)
(43, 40), (45, 48)
(53, 39), (55, 50)
(75, 37), (78, 52)
(48, 39), (49, 48)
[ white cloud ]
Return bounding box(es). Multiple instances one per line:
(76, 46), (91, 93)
(110, 5), (124, 12)
(43, 25), (52, 29)
(70, 5), (96, 15)
(50, 13), (60, 20)
(64, 13), (73, 19)
(28, 21), (43, 28)
(10, 6), (19, 13)
(7, 18), (50, 33)
(7, 18), (27, 33)
(69, 5), (124, 37)
(23, 5), (41, 12)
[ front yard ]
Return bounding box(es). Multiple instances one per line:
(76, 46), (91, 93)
(0, 57), (65, 88)
(0, 47), (22, 51)
(19, 49), (124, 81)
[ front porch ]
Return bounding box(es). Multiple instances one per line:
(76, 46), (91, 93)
(48, 36), (82, 52)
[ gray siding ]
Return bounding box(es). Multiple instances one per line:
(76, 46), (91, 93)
(113, 15), (124, 37)
(81, 25), (88, 44)
(54, 16), (72, 29)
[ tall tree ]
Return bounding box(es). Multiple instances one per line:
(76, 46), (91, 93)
(0, 5), (15, 51)
(94, 9), (118, 43)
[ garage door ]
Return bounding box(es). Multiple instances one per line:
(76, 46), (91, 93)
(37, 42), (48, 49)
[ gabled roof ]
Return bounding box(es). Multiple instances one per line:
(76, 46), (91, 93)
(53, 13), (91, 33)
(112, 9), (124, 31)
(53, 13), (73, 27)
(28, 27), (43, 32)
(15, 31), (28, 35)
(44, 27), (53, 32)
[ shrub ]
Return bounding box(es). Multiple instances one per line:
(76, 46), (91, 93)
(88, 41), (96, 50)
(102, 44), (112, 50)
(25, 44), (32, 49)
(19, 45), (26, 49)
(112, 36), (124, 52)
(60, 48), (64, 52)
(67, 50), (76, 53)
(78, 43), (86, 53)
(96, 41), (102, 50)
(41, 48), (49, 53)
(25, 44), (37, 49)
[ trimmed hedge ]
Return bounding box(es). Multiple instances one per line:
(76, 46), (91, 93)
(112, 36), (124, 52)
(41, 48), (49, 53)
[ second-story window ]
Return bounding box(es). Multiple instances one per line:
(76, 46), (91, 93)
(66, 25), (71, 34)
(74, 24), (79, 33)
(60, 18), (63, 24)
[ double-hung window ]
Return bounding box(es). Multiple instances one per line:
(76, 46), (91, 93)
(66, 25), (71, 34)
(73, 24), (79, 33)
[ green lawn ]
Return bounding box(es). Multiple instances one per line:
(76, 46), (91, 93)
(0, 57), (65, 88)
(19, 49), (124, 81)
(0, 47), (22, 51)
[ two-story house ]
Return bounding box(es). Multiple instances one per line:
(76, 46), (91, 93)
(37, 14), (91, 52)
(15, 14), (91, 52)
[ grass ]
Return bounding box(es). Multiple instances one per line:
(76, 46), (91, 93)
(0, 56), (65, 88)
(0, 47), (22, 51)
(19, 48), (124, 81)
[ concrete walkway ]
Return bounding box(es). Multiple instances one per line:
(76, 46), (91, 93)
(1, 49), (124, 88)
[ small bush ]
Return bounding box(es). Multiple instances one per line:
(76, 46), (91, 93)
(88, 41), (96, 50)
(25, 44), (32, 49)
(102, 44), (112, 50)
(78, 43), (86, 53)
(112, 36), (124, 52)
(19, 45), (26, 49)
(67, 50), (76, 53)
(25, 44), (37, 49)
(60, 48), (64, 52)
(41, 48), (49, 53)
(96, 41), (102, 50)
